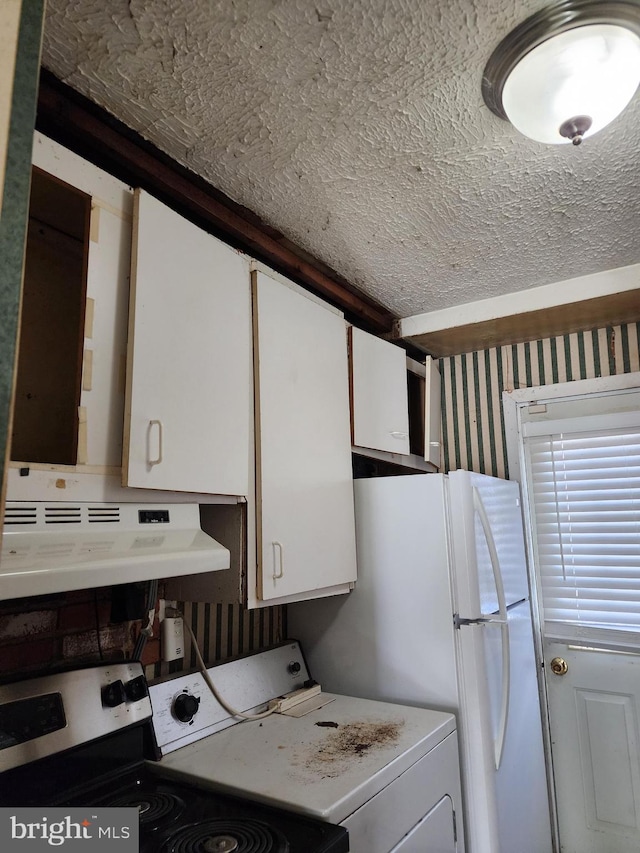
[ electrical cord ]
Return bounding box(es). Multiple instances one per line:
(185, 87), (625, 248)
(94, 590), (104, 660)
(183, 619), (276, 721)
(133, 579), (158, 661)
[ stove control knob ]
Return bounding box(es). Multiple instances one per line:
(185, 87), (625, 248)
(288, 661), (301, 675)
(124, 675), (148, 702)
(101, 680), (126, 708)
(172, 692), (200, 723)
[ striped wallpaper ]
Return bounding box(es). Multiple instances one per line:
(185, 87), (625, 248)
(440, 322), (640, 479)
(148, 321), (639, 681)
(147, 601), (285, 681)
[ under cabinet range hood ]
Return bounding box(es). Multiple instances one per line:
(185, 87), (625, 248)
(1, 502), (231, 600)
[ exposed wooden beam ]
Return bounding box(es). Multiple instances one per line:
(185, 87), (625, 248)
(402, 290), (640, 357)
(36, 70), (395, 334)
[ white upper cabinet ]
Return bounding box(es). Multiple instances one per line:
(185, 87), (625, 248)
(10, 134), (133, 475)
(252, 270), (357, 601)
(123, 190), (252, 496)
(350, 326), (410, 455)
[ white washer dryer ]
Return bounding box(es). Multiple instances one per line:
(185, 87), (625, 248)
(149, 642), (465, 853)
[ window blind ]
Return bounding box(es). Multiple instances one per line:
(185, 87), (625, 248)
(524, 424), (640, 634)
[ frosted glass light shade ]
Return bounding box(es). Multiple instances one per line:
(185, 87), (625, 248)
(502, 24), (640, 144)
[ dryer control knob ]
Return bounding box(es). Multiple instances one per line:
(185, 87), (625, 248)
(172, 692), (200, 723)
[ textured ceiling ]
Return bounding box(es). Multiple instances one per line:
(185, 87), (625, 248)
(41, 0), (640, 319)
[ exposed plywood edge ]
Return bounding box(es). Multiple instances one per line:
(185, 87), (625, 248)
(120, 188), (141, 488)
(406, 356), (426, 377)
(81, 348), (93, 390)
(352, 445), (436, 473)
(250, 271), (265, 602)
(33, 132), (133, 215)
(400, 285), (640, 357)
(250, 259), (344, 317)
(76, 405), (87, 464)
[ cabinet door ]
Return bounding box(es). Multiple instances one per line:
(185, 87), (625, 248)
(350, 326), (410, 454)
(123, 190), (252, 495)
(424, 355), (442, 468)
(253, 271), (356, 600)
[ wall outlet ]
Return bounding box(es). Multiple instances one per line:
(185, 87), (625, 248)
(161, 616), (184, 661)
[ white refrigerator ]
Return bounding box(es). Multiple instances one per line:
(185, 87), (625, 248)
(288, 470), (553, 853)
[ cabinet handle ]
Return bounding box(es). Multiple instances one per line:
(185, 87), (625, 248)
(148, 419), (163, 466)
(272, 541), (284, 582)
(389, 431), (409, 439)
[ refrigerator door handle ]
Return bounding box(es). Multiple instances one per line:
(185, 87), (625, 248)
(472, 487), (508, 619)
(455, 613), (507, 628)
(495, 620), (511, 770)
(473, 486), (511, 771)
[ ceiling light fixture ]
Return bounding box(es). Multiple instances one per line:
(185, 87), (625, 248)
(482, 0), (640, 145)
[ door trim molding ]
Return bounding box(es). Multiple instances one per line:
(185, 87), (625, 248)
(502, 370), (640, 853)
(503, 371), (640, 484)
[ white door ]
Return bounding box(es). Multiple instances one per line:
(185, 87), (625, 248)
(516, 385), (640, 853)
(123, 189), (252, 496)
(545, 641), (640, 853)
(252, 270), (356, 601)
(349, 325), (410, 454)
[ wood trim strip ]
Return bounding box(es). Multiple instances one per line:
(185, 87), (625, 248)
(36, 72), (394, 334)
(402, 290), (640, 357)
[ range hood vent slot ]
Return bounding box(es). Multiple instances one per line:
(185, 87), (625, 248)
(45, 506), (82, 524)
(1, 501), (230, 599)
(4, 505), (124, 526)
(88, 507), (120, 523)
(3, 506), (37, 525)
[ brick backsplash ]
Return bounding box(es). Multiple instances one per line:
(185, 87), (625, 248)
(0, 588), (286, 684)
(0, 586), (143, 680)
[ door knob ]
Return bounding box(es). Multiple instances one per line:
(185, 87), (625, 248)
(550, 656), (568, 676)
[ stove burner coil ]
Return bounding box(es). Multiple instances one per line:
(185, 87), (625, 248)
(105, 792), (186, 830)
(161, 819), (290, 853)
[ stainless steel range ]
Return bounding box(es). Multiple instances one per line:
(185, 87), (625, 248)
(0, 642), (464, 852)
(0, 659), (348, 853)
